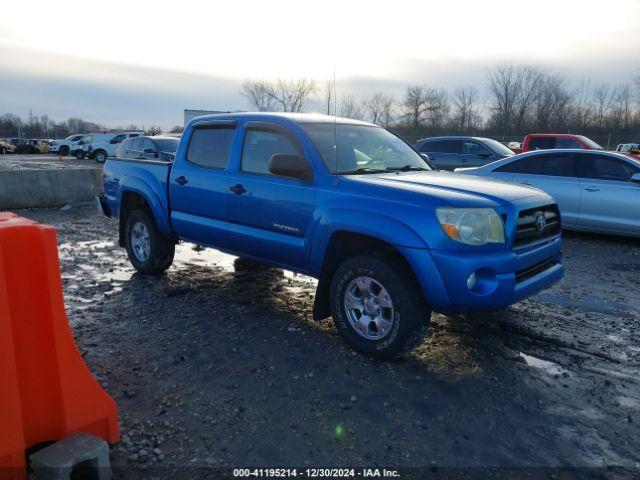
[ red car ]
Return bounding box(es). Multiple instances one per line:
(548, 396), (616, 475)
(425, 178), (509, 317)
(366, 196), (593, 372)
(519, 134), (603, 153)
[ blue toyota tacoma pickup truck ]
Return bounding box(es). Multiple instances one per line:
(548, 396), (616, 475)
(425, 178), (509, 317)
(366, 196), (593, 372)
(98, 113), (563, 359)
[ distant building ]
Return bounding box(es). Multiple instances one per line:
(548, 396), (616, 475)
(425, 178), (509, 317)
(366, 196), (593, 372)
(183, 109), (229, 126)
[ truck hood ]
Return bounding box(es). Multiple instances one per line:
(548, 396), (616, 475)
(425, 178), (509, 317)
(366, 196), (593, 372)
(346, 171), (543, 205)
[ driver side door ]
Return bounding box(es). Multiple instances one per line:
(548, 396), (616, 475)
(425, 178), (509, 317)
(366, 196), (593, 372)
(227, 121), (315, 270)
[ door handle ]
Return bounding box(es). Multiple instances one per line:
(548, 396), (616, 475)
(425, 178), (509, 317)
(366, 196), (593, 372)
(230, 184), (247, 195)
(585, 186), (600, 192)
(175, 176), (188, 186)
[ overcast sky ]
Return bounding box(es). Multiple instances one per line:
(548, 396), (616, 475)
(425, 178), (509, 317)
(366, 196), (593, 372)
(1, 0), (639, 129)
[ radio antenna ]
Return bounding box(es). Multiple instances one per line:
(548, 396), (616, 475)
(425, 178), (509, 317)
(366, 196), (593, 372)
(333, 70), (337, 174)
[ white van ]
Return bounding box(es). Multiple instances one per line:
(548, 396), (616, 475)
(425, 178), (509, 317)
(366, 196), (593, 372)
(82, 131), (144, 163)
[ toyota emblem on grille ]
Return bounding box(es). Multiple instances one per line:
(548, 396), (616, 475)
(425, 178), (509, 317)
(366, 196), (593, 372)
(535, 212), (547, 232)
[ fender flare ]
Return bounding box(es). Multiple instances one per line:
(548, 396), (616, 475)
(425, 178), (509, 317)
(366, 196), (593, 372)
(309, 208), (428, 275)
(116, 176), (172, 238)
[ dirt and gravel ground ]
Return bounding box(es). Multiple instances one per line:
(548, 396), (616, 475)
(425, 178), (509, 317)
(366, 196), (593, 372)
(18, 205), (640, 479)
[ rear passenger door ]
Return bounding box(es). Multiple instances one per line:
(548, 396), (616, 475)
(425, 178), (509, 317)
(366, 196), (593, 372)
(227, 121), (315, 270)
(576, 154), (640, 234)
(418, 140), (462, 171)
(169, 122), (237, 248)
(496, 153), (580, 225)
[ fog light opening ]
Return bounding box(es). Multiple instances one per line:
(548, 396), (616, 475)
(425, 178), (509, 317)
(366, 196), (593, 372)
(466, 272), (477, 290)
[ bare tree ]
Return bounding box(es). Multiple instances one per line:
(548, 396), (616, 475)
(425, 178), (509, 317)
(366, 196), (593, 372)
(339, 94), (365, 120)
(452, 86), (481, 133)
(487, 63), (543, 137)
(241, 80), (275, 111)
(401, 86), (430, 133)
(534, 75), (572, 131)
(426, 88), (450, 130)
(571, 78), (592, 131)
(611, 83), (634, 131)
(268, 78), (317, 112)
(323, 78), (336, 115)
(364, 92), (394, 126)
(593, 83), (614, 130)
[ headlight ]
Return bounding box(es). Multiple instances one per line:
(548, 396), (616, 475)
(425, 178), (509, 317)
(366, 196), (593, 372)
(436, 208), (505, 246)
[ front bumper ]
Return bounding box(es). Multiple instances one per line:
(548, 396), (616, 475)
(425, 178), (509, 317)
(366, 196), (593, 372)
(400, 235), (563, 313)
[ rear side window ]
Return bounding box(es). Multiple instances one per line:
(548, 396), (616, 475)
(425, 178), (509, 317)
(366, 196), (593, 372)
(186, 127), (235, 169)
(129, 138), (143, 151)
(580, 155), (639, 182)
(529, 137), (556, 150)
(421, 140), (461, 154)
(496, 154), (576, 177)
(241, 128), (299, 175)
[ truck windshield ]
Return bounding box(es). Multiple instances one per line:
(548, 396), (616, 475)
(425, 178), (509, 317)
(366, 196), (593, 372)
(577, 135), (604, 150)
(301, 123), (431, 174)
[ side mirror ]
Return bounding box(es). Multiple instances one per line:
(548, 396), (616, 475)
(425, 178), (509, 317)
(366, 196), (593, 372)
(420, 153), (435, 170)
(631, 173), (640, 184)
(268, 154), (312, 181)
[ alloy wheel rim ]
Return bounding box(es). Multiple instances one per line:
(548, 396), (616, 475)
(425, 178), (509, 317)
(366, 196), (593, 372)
(131, 221), (151, 262)
(344, 275), (395, 340)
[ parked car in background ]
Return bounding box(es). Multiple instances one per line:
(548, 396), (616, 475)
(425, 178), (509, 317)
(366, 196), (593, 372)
(50, 134), (85, 156)
(616, 143), (640, 155)
(115, 135), (180, 161)
(414, 136), (514, 171)
(98, 112), (563, 359)
(16, 139), (50, 154)
(83, 131), (143, 163)
(0, 139), (17, 154)
(520, 134), (603, 153)
(455, 149), (640, 237)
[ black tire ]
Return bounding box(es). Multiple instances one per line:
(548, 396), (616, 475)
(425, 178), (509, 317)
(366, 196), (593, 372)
(60, 145), (69, 156)
(124, 209), (175, 274)
(75, 150), (84, 160)
(94, 150), (107, 163)
(0, 147), (5, 155)
(329, 253), (431, 360)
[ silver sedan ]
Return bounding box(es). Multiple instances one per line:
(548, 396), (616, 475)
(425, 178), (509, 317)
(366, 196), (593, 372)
(455, 149), (640, 237)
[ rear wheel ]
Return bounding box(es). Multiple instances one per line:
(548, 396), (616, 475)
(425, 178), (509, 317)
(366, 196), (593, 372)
(329, 254), (431, 359)
(124, 209), (175, 274)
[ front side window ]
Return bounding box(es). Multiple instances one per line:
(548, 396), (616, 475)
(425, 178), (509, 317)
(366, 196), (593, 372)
(301, 123), (430, 174)
(462, 141), (490, 155)
(241, 128), (299, 175)
(111, 134), (126, 144)
(186, 126), (235, 169)
(142, 139), (156, 152)
(581, 155), (639, 182)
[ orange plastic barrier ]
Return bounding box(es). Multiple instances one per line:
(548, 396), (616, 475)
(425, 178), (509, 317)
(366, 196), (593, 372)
(0, 213), (118, 480)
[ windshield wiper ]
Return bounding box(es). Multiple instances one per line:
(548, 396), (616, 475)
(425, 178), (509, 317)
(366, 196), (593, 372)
(384, 164), (430, 172)
(336, 167), (389, 175)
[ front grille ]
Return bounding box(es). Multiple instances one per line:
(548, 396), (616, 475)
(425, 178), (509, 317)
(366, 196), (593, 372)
(516, 258), (557, 284)
(514, 204), (560, 247)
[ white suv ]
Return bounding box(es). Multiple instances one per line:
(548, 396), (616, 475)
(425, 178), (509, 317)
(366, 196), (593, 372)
(50, 134), (85, 156)
(82, 131), (144, 163)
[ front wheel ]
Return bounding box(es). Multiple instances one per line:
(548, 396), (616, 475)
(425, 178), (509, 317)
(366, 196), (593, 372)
(124, 209), (175, 274)
(60, 145), (70, 156)
(75, 150), (84, 160)
(330, 254), (431, 359)
(94, 150), (107, 163)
